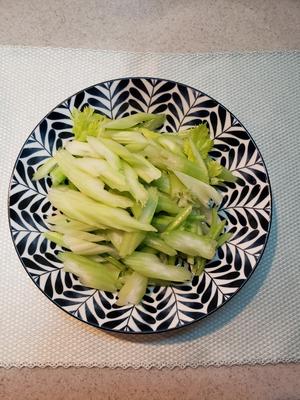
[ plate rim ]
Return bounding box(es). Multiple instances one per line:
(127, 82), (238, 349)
(7, 76), (273, 334)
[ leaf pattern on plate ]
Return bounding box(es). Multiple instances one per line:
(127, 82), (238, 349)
(8, 78), (272, 333)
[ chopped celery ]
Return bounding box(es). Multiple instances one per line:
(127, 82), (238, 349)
(32, 158), (57, 181)
(63, 235), (115, 255)
(162, 230), (217, 259)
(65, 140), (100, 158)
(124, 252), (192, 282)
(156, 192), (182, 214)
(143, 233), (177, 256)
(152, 172), (171, 194)
(33, 111), (236, 305)
(164, 205), (193, 232)
(48, 187), (156, 232)
(104, 112), (164, 130)
(116, 272), (148, 306)
(54, 149), (132, 208)
(50, 166), (66, 186)
(74, 157), (127, 192)
(60, 253), (120, 292)
(174, 171), (222, 207)
(87, 136), (122, 171)
(119, 187), (158, 257)
(123, 162), (148, 206)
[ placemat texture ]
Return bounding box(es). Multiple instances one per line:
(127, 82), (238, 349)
(0, 47), (299, 368)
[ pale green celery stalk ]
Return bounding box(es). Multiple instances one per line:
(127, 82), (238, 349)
(156, 192), (181, 214)
(143, 233), (177, 256)
(164, 205), (193, 232)
(217, 232), (233, 247)
(186, 137), (209, 183)
(44, 231), (65, 247)
(152, 172), (171, 194)
(124, 252), (192, 282)
(192, 257), (206, 276)
(104, 113), (164, 130)
(88, 255), (106, 263)
(54, 149), (132, 208)
(125, 143), (147, 152)
(50, 166), (66, 186)
(46, 215), (99, 232)
(123, 161), (148, 206)
(152, 215), (174, 232)
(116, 272), (148, 306)
(105, 131), (148, 145)
(63, 235), (115, 255)
(33, 158), (57, 180)
(106, 230), (124, 251)
(218, 166), (237, 183)
(174, 171), (222, 207)
(162, 230), (217, 259)
(60, 252), (119, 292)
(100, 138), (161, 183)
(139, 127), (161, 140)
(187, 256), (195, 265)
(48, 187), (156, 232)
(65, 141), (100, 158)
(87, 136), (122, 171)
(119, 187), (158, 258)
(74, 157), (127, 192)
(183, 220), (198, 234)
(139, 246), (158, 254)
(143, 143), (208, 182)
(67, 231), (107, 242)
(141, 114), (165, 130)
(209, 208), (226, 240)
(168, 172), (191, 207)
(157, 137), (184, 156)
(104, 256), (126, 271)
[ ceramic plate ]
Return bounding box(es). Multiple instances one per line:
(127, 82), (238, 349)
(8, 77), (272, 333)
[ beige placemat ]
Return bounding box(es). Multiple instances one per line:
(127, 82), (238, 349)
(1, 46), (299, 368)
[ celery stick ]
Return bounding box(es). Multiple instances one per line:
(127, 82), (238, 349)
(164, 205), (193, 232)
(61, 230), (107, 242)
(174, 171), (222, 207)
(156, 192), (181, 214)
(123, 161), (148, 206)
(106, 131), (148, 145)
(124, 252), (192, 282)
(152, 172), (171, 194)
(125, 143), (147, 152)
(139, 246), (159, 254)
(33, 157), (57, 181)
(104, 113), (164, 130)
(192, 257), (206, 276)
(143, 233), (177, 256)
(152, 215), (174, 232)
(143, 143), (208, 182)
(63, 235), (114, 255)
(54, 149), (132, 208)
(104, 256), (126, 271)
(141, 114), (165, 130)
(74, 157), (127, 192)
(43, 231), (65, 247)
(157, 137), (184, 156)
(106, 230), (124, 251)
(116, 272), (148, 306)
(61, 253), (119, 292)
(186, 137), (209, 183)
(65, 141), (100, 158)
(162, 230), (217, 259)
(50, 166), (66, 186)
(209, 208), (226, 240)
(46, 215), (99, 232)
(87, 136), (122, 171)
(217, 232), (233, 247)
(118, 187), (158, 257)
(48, 187), (156, 232)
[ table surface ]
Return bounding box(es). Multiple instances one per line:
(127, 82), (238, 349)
(1, 0), (299, 399)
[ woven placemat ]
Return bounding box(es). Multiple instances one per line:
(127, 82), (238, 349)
(0, 46), (299, 368)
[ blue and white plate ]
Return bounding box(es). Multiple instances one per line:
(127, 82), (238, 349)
(8, 78), (272, 333)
